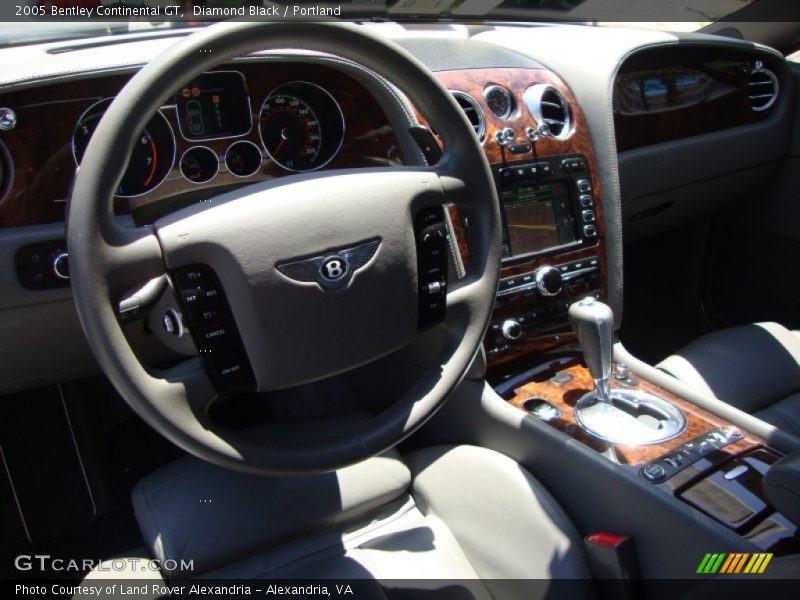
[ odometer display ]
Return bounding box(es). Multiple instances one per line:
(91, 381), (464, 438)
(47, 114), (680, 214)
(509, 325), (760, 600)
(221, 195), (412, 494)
(259, 82), (345, 173)
(72, 98), (175, 197)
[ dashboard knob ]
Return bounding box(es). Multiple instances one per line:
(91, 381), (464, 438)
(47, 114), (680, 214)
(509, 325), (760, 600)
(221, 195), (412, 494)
(501, 319), (522, 341)
(52, 252), (69, 280)
(495, 127), (515, 146)
(535, 266), (563, 297)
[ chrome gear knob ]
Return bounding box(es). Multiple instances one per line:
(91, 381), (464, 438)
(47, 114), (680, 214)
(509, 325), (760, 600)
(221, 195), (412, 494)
(569, 297), (614, 403)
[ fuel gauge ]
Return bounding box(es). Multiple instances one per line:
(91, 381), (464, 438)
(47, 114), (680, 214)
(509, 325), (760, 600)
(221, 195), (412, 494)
(180, 146), (218, 184)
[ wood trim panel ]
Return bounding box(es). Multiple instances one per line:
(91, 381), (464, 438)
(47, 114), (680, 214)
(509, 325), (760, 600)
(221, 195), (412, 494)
(613, 45), (777, 152)
(501, 358), (798, 554)
(424, 68), (605, 368)
(502, 360), (765, 467)
(0, 62), (403, 228)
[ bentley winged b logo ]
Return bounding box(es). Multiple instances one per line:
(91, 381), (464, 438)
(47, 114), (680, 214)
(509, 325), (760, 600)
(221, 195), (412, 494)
(277, 239), (381, 290)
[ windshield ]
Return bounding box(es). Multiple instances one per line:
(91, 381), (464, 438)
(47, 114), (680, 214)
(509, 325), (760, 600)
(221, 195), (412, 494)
(0, 0), (761, 47)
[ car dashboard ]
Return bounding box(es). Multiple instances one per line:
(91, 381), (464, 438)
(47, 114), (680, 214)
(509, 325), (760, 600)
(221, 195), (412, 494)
(0, 23), (792, 384)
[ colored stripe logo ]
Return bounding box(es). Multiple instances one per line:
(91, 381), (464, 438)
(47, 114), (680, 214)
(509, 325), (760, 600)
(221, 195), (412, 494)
(697, 553), (773, 574)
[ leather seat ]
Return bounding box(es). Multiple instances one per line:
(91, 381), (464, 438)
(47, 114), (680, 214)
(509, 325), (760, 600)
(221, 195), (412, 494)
(129, 444), (595, 597)
(657, 322), (800, 436)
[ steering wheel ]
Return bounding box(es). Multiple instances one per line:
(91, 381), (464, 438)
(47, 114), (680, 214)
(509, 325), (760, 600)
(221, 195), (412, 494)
(68, 21), (500, 475)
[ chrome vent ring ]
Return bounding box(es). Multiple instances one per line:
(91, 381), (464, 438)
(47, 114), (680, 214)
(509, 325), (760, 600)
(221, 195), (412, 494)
(748, 62), (779, 112)
(523, 84), (572, 139)
(450, 91), (486, 141)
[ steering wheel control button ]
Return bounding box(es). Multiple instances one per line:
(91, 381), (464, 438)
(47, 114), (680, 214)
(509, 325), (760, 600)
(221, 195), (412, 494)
(198, 325), (234, 345)
(426, 281), (443, 295)
(174, 265), (212, 288)
(172, 264), (255, 393)
(16, 240), (71, 289)
(414, 206), (448, 329)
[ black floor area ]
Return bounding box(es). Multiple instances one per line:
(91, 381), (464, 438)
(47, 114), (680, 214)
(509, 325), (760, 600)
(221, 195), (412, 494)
(1, 377), (183, 579)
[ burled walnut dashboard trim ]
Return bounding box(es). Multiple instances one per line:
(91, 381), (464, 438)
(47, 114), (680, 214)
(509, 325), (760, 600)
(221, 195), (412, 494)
(0, 62), (403, 228)
(426, 68), (605, 367)
(613, 45), (779, 153)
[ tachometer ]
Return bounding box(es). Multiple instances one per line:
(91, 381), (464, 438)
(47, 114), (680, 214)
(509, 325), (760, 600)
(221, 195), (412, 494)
(259, 82), (344, 172)
(72, 98), (175, 197)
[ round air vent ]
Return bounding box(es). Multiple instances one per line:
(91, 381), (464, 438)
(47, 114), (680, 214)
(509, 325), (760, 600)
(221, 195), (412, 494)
(523, 84), (572, 139)
(748, 62), (779, 112)
(450, 91), (485, 140)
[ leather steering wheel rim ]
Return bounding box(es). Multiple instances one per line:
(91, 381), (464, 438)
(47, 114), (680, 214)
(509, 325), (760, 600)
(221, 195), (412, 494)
(68, 21), (500, 475)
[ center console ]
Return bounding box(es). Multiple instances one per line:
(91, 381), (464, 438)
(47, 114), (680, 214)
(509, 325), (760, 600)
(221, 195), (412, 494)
(487, 155), (603, 359)
(429, 65), (799, 563)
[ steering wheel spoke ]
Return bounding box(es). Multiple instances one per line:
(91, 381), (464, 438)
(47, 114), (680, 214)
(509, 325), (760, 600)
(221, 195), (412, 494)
(101, 225), (165, 299)
(150, 357), (219, 420)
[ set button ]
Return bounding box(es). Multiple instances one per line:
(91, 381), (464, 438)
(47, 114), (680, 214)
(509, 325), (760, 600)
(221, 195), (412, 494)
(172, 264), (255, 393)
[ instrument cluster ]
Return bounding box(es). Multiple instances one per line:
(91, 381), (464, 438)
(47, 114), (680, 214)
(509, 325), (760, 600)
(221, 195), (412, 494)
(70, 70), (347, 198)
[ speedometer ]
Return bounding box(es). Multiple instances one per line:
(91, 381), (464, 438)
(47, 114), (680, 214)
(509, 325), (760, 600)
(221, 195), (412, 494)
(259, 82), (344, 172)
(260, 94), (323, 171)
(72, 98), (175, 198)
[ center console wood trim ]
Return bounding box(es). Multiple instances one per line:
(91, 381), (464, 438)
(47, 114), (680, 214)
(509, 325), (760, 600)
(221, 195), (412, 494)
(500, 359), (765, 467)
(423, 68), (606, 368)
(497, 357), (799, 554)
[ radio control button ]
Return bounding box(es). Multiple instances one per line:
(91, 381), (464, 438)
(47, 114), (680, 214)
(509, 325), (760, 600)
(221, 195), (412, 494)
(501, 319), (522, 341)
(576, 179), (592, 193)
(562, 158), (587, 172)
(582, 210), (596, 223)
(535, 266), (563, 297)
(579, 194), (594, 207)
(583, 225), (598, 237)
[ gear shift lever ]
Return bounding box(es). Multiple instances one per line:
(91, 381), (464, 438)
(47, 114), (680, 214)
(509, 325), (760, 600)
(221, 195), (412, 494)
(567, 296), (687, 445)
(569, 297), (614, 404)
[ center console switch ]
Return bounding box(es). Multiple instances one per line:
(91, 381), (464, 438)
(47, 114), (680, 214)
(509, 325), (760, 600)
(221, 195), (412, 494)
(639, 427), (744, 484)
(171, 265), (256, 394)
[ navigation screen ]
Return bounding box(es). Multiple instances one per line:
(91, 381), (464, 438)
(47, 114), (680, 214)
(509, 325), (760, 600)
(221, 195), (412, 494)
(500, 181), (576, 258)
(175, 71), (252, 140)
